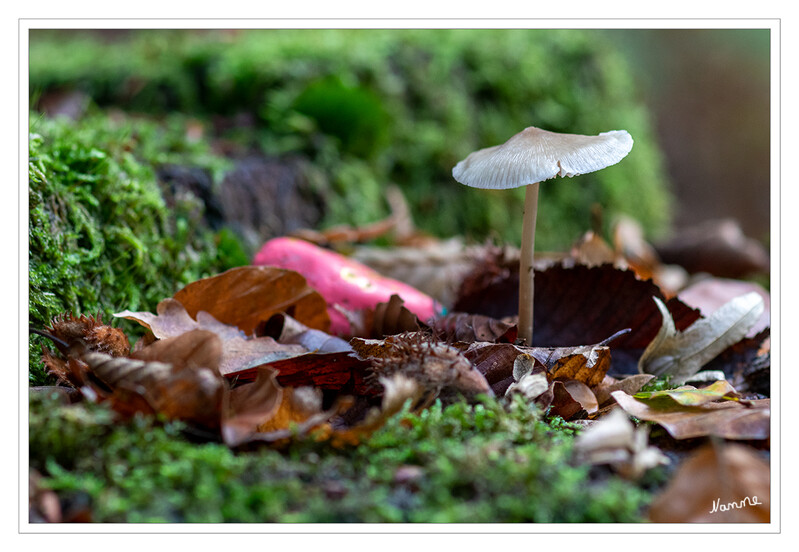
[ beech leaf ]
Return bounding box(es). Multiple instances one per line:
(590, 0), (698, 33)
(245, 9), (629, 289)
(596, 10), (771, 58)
(593, 374), (655, 407)
(611, 390), (769, 440)
(116, 299), (308, 377)
(632, 379), (739, 406)
(638, 292), (764, 385)
(173, 265), (331, 335)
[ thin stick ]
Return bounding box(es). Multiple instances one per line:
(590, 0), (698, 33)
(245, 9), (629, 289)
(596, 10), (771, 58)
(517, 182), (539, 345)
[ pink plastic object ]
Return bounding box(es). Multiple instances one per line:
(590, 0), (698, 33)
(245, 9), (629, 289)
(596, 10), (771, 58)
(253, 237), (439, 336)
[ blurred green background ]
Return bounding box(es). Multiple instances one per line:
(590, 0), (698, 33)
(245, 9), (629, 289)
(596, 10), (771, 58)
(29, 29), (672, 251)
(29, 28), (771, 246)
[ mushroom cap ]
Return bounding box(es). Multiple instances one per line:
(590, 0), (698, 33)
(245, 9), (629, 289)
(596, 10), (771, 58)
(452, 126), (634, 190)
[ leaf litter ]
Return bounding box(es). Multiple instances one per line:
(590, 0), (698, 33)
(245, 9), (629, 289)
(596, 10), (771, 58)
(32, 228), (772, 522)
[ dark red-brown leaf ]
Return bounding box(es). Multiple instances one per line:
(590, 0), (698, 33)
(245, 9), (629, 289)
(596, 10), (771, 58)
(455, 262), (700, 350)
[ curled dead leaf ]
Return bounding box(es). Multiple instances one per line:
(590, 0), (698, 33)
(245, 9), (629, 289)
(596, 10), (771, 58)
(556, 380), (598, 416)
(550, 380), (597, 420)
(574, 408), (669, 479)
(639, 293), (764, 385)
(258, 312), (353, 353)
(222, 368), (283, 447)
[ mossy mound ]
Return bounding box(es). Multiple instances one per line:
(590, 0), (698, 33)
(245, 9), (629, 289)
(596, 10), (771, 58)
(30, 392), (655, 523)
(30, 29), (672, 249)
(28, 113), (245, 385)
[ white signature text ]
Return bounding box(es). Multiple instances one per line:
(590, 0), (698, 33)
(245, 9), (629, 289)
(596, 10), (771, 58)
(709, 495), (763, 514)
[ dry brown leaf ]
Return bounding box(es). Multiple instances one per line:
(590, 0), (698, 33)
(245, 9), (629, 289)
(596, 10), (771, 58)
(454, 261), (700, 351)
(368, 294), (424, 338)
(80, 349), (225, 428)
(546, 345), (611, 388)
(332, 294), (422, 340)
(117, 299), (309, 377)
(250, 351), (371, 394)
(130, 329), (222, 373)
(648, 442), (770, 522)
(550, 380), (597, 419)
(47, 330), (229, 428)
(574, 408), (669, 479)
(612, 216), (661, 281)
(172, 265), (330, 334)
(593, 374), (655, 407)
(116, 298), (242, 341)
(611, 390), (770, 440)
(147, 366), (224, 429)
(230, 390), (354, 446)
(218, 334), (306, 377)
(558, 380), (598, 416)
(461, 338), (613, 394)
(570, 230), (622, 268)
(221, 368), (284, 447)
(256, 386), (324, 433)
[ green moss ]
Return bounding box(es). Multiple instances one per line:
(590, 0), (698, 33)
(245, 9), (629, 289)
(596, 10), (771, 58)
(640, 375), (676, 393)
(28, 113), (238, 385)
(30, 394), (651, 523)
(30, 29), (672, 249)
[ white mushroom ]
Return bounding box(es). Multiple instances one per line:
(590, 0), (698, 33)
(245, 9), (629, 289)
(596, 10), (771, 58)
(452, 126), (633, 345)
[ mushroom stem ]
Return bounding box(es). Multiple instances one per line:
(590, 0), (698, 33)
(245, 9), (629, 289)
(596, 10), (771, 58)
(517, 182), (539, 346)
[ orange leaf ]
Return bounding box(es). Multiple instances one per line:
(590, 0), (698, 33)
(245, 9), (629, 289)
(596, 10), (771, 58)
(173, 266), (330, 334)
